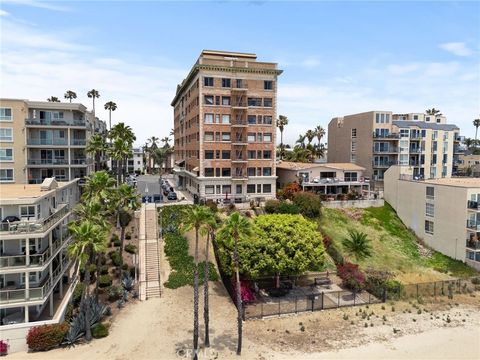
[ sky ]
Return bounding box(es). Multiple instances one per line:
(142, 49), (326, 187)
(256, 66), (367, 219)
(1, 0), (479, 147)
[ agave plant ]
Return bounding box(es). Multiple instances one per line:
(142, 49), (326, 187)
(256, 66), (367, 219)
(86, 296), (107, 327)
(117, 299), (125, 309)
(65, 314), (85, 347)
(122, 274), (134, 292)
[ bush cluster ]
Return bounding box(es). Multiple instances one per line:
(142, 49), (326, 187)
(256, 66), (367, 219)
(91, 323), (109, 339)
(337, 262), (365, 291)
(124, 244), (137, 254)
(26, 323), (69, 351)
(109, 251), (121, 266)
(292, 192), (322, 218)
(264, 200), (300, 215)
(98, 274), (113, 288)
(72, 283), (85, 307)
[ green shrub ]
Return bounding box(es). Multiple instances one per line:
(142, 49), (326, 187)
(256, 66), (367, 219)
(100, 265), (109, 275)
(91, 323), (109, 339)
(98, 275), (112, 288)
(109, 251), (121, 266)
(293, 192), (322, 218)
(121, 263), (129, 271)
(327, 242), (344, 266)
(125, 232), (132, 240)
(26, 323), (69, 351)
(64, 303), (75, 323)
(107, 285), (123, 301)
(100, 256), (107, 266)
(124, 244), (137, 254)
(264, 199), (300, 214)
(72, 283), (85, 307)
(112, 239), (121, 247)
(111, 234), (119, 242)
(88, 264), (97, 275)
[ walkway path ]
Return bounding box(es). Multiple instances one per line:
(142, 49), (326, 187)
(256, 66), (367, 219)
(138, 203), (162, 300)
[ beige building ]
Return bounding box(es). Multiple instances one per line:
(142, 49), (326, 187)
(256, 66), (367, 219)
(328, 111), (461, 189)
(385, 166), (480, 271)
(457, 153), (480, 176)
(171, 50), (282, 202)
(0, 179), (80, 352)
(0, 99), (106, 184)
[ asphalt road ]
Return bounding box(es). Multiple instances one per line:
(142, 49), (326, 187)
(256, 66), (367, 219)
(136, 175), (168, 197)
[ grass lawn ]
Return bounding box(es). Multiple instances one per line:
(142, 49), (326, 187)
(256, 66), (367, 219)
(319, 204), (478, 283)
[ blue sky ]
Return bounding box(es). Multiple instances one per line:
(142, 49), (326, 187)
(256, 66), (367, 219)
(1, 0), (479, 146)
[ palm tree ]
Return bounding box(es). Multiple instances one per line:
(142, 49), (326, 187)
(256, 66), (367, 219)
(219, 212), (252, 356)
(314, 125), (326, 145)
(305, 129), (315, 145)
(47, 96), (60, 102)
(86, 134), (107, 171)
(473, 119), (480, 147)
(181, 206), (212, 360)
(110, 123), (136, 183)
(104, 101), (117, 131)
(82, 170), (116, 206)
(342, 230), (372, 261)
(68, 220), (108, 341)
(295, 134), (306, 149)
(426, 108), (442, 116)
(146, 136), (160, 174)
(64, 90), (77, 103)
(110, 138), (132, 185)
(87, 89), (100, 115)
(276, 115), (289, 160)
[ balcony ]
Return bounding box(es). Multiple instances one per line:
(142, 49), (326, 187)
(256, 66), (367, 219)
(409, 148), (424, 153)
(372, 161), (398, 168)
(27, 158), (69, 166)
(27, 138), (68, 146)
(0, 203), (69, 236)
(373, 133), (400, 139)
(0, 232), (71, 269)
(70, 139), (86, 146)
(25, 119), (86, 127)
(231, 120), (248, 127)
(373, 147), (398, 153)
(467, 220), (480, 231)
(466, 239), (480, 250)
(467, 201), (479, 211)
(70, 158), (91, 165)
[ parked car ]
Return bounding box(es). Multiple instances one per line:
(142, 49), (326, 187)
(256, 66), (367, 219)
(153, 194), (163, 203)
(167, 192), (177, 201)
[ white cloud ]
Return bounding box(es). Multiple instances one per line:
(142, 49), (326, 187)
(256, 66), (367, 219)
(2, 0), (71, 12)
(387, 63), (420, 75)
(439, 42), (473, 57)
(0, 9), (10, 16)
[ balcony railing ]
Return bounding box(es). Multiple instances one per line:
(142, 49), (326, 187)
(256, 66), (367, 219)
(467, 220), (480, 230)
(373, 133), (400, 139)
(27, 158), (69, 165)
(70, 158), (89, 165)
(71, 139), (86, 146)
(25, 119), (86, 127)
(0, 257), (68, 305)
(466, 239), (480, 250)
(373, 147), (398, 153)
(0, 203), (69, 235)
(372, 161), (398, 167)
(27, 138), (68, 146)
(467, 201), (479, 210)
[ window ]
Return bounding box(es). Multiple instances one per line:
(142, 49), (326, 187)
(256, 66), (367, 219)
(385, 114), (390, 123)
(248, 98), (262, 107)
(413, 115), (419, 120)
(263, 167), (272, 176)
(222, 150), (230, 159)
(247, 184), (256, 193)
(204, 95), (214, 105)
(20, 205), (35, 220)
(247, 151), (256, 159)
(426, 186), (434, 199)
(263, 184), (272, 193)
(350, 154), (357, 163)
(205, 185), (215, 194)
(263, 116), (273, 124)
(344, 172), (358, 182)
(263, 150), (272, 159)
(221, 115), (230, 124)
(222, 97), (231, 106)
(0, 108), (12, 121)
(263, 98), (273, 107)
(205, 150), (214, 159)
(0, 169), (13, 182)
(204, 132), (214, 141)
(247, 133), (256, 142)
(263, 133), (272, 142)
(221, 78), (231, 88)
(247, 167), (256, 176)
(204, 77), (214, 87)
(204, 114), (214, 123)
(426, 203), (434, 217)
(236, 184), (243, 194)
(247, 115), (256, 125)
(215, 114), (220, 124)
(375, 113), (380, 123)
(0, 148), (13, 161)
(215, 96), (220, 105)
(222, 185), (231, 194)
(52, 112), (64, 119)
(425, 220), (434, 235)
(257, 184), (262, 193)
(0, 128), (13, 141)
(351, 128), (357, 138)
(204, 168), (214, 177)
(222, 168), (231, 177)
(264, 80), (273, 90)
(221, 132), (231, 141)
(236, 79), (243, 88)
(351, 141), (357, 152)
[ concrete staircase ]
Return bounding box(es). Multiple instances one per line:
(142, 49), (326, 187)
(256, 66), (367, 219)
(145, 241), (162, 298)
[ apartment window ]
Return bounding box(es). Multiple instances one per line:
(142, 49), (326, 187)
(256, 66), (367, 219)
(204, 95), (214, 105)
(264, 80), (273, 90)
(247, 167), (256, 176)
(0, 128), (13, 141)
(350, 154), (357, 163)
(204, 114), (214, 123)
(222, 150), (231, 159)
(375, 113), (380, 123)
(204, 77), (214, 87)
(0, 169), (13, 182)
(248, 98), (262, 107)
(214, 114), (220, 124)
(205, 185), (215, 194)
(247, 150), (256, 159)
(215, 96), (220, 105)
(205, 150), (214, 159)
(263, 116), (273, 125)
(263, 133), (272, 142)
(385, 114), (390, 123)
(222, 168), (231, 177)
(222, 97), (231, 106)
(221, 78), (231, 88)
(351, 128), (357, 138)
(263, 98), (273, 107)
(221, 132), (231, 141)
(426, 186), (434, 199)
(236, 79), (243, 88)
(413, 115), (419, 120)
(0, 108), (12, 121)
(257, 184), (262, 193)
(247, 184), (256, 193)
(257, 133), (263, 142)
(344, 172), (358, 182)
(204, 168), (214, 177)
(216, 185), (221, 194)
(351, 141), (357, 152)
(425, 220), (434, 235)
(247, 133), (256, 142)
(263, 167), (272, 176)
(222, 185), (231, 194)
(426, 203), (435, 217)
(247, 115), (256, 125)
(263, 150), (272, 159)
(204, 132), (214, 141)
(52, 112), (64, 119)
(20, 205), (35, 220)
(263, 184), (272, 193)
(236, 184), (243, 194)
(0, 148), (13, 161)
(222, 115), (231, 124)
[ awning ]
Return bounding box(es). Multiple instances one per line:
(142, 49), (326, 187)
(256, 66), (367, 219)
(175, 159), (185, 166)
(192, 167), (199, 172)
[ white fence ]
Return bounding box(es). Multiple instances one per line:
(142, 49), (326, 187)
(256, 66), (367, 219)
(322, 199), (384, 209)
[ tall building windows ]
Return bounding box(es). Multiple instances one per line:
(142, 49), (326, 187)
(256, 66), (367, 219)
(222, 115), (230, 124)
(204, 168), (214, 177)
(204, 114), (214, 123)
(426, 186), (434, 200)
(263, 133), (272, 142)
(248, 98), (262, 107)
(221, 97), (231, 106)
(0, 108), (12, 121)
(264, 80), (273, 90)
(350, 154), (357, 163)
(425, 220), (434, 235)
(221, 78), (231, 88)
(351, 128), (357, 138)
(204, 77), (214, 87)
(205, 150), (214, 159)
(204, 95), (214, 105)
(263, 184), (272, 193)
(0, 169), (13, 182)
(351, 141), (357, 152)
(426, 203), (435, 217)
(204, 132), (214, 141)
(263, 98), (273, 107)
(0, 148), (13, 161)
(0, 128), (13, 141)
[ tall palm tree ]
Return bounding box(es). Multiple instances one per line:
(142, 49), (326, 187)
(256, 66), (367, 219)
(110, 123), (136, 183)
(314, 125), (326, 145)
(276, 115), (289, 160)
(146, 136), (160, 174)
(181, 206), (212, 360)
(104, 101), (117, 131)
(295, 134), (306, 149)
(305, 129), (315, 145)
(86, 134), (107, 171)
(342, 230), (372, 261)
(87, 89), (100, 115)
(219, 212), (252, 356)
(82, 170), (116, 205)
(464, 137), (474, 150)
(47, 96), (60, 102)
(426, 108), (442, 116)
(64, 90), (77, 103)
(473, 119), (480, 147)
(68, 220), (108, 341)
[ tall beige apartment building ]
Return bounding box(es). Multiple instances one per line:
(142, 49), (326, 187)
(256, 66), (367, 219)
(0, 99), (106, 184)
(171, 50), (282, 202)
(328, 111), (461, 189)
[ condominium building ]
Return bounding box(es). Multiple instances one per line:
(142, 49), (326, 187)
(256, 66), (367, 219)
(108, 147), (144, 174)
(328, 111), (461, 189)
(0, 98), (106, 184)
(385, 166), (480, 271)
(171, 50), (282, 202)
(0, 178), (80, 352)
